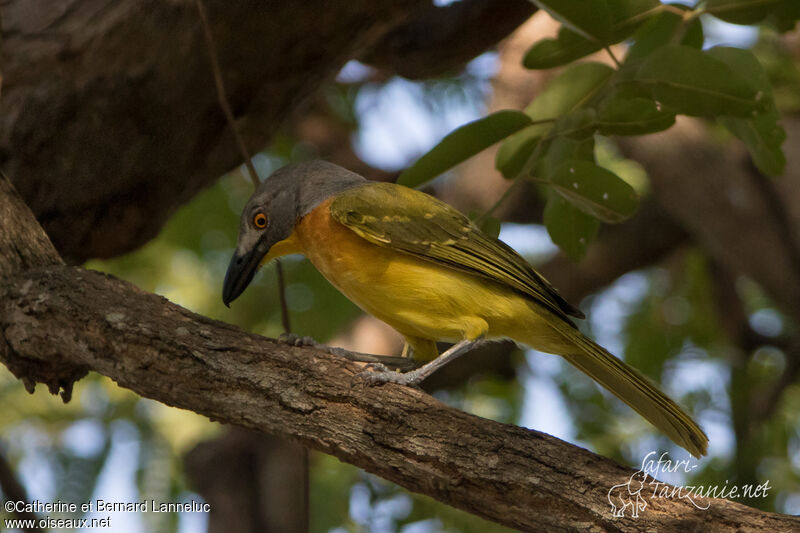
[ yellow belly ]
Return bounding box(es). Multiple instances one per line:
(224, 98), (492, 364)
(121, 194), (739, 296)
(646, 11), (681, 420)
(274, 199), (566, 354)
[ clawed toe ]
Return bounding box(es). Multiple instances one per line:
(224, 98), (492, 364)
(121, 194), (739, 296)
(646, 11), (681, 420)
(278, 333), (318, 347)
(327, 346), (355, 358)
(354, 366), (423, 387)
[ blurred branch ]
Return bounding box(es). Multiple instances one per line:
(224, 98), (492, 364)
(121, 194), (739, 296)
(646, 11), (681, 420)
(619, 116), (800, 323)
(747, 165), (800, 277)
(538, 200), (689, 303)
(709, 262), (759, 494)
(362, 0), (536, 79)
(0, 448), (43, 533)
(1, 161), (799, 533)
(752, 340), (800, 420)
(186, 428), (308, 533)
(620, 116), (800, 442)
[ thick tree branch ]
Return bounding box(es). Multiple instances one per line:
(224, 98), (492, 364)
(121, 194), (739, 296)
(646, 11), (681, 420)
(1, 0), (536, 262)
(362, 0), (537, 79)
(2, 265), (799, 532)
(1, 174), (798, 532)
(0, 176), (63, 279)
(0, 0), (428, 261)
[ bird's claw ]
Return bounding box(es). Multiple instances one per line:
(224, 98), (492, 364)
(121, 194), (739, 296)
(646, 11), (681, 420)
(280, 334), (363, 361)
(279, 333), (318, 347)
(362, 362), (389, 373)
(326, 346), (354, 358)
(355, 365), (423, 387)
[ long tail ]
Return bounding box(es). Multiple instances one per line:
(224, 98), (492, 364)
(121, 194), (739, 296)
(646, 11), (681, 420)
(545, 320), (708, 458)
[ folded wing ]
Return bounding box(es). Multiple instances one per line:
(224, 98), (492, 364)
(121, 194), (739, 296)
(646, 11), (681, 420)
(330, 182), (584, 324)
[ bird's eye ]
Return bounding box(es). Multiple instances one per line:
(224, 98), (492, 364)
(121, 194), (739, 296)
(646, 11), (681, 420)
(253, 213), (268, 229)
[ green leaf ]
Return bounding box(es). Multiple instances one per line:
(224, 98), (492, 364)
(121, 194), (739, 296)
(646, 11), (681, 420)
(523, 27), (603, 69)
(707, 46), (770, 90)
(549, 160), (638, 223)
(544, 191), (600, 261)
(606, 0), (664, 40)
(496, 62), (614, 178)
(471, 212), (502, 240)
(706, 0), (800, 27)
(720, 115), (786, 176)
(398, 110), (533, 188)
(535, 136), (596, 180)
(553, 108), (599, 140)
(495, 124), (551, 180)
(597, 96), (675, 135)
(635, 45), (766, 117)
(522, 63), (615, 119)
(625, 8), (704, 67)
(708, 47), (786, 176)
(530, 0), (615, 42)
(530, 0), (659, 44)
(530, 112), (597, 180)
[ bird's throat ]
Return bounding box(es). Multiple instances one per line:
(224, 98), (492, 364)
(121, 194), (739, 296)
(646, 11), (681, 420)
(259, 231), (304, 267)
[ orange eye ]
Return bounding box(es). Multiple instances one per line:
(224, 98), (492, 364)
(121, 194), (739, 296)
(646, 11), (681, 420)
(253, 213), (268, 229)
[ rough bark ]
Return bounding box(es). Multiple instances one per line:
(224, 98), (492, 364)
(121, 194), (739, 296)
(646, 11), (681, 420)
(1, 165), (799, 533)
(3, 265), (799, 533)
(362, 0), (537, 79)
(0, 0), (531, 263)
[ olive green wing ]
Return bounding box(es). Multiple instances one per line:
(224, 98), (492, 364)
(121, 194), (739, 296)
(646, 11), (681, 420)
(330, 182), (584, 323)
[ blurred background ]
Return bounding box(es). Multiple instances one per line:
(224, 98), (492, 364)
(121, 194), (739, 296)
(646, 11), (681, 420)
(2, 3), (800, 532)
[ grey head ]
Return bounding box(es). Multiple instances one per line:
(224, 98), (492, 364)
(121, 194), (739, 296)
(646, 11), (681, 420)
(222, 160), (366, 306)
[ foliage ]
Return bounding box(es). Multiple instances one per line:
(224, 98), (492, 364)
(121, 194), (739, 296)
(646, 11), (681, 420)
(399, 0), (795, 259)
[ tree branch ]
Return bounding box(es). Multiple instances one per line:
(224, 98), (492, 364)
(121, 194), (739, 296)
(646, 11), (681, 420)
(0, 0), (430, 262)
(1, 0), (536, 262)
(361, 0), (537, 79)
(185, 428), (308, 533)
(618, 116), (800, 323)
(0, 448), (43, 533)
(1, 171), (798, 533)
(2, 265), (798, 532)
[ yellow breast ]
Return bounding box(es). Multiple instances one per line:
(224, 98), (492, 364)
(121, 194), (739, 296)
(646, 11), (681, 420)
(270, 199), (555, 349)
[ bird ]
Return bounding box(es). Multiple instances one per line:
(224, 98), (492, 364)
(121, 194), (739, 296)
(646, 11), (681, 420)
(222, 160), (708, 458)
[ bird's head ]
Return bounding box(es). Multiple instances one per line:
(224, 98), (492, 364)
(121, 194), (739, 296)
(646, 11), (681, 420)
(222, 160), (365, 306)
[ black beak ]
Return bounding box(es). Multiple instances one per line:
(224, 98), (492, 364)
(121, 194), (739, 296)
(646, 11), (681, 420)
(222, 248), (262, 307)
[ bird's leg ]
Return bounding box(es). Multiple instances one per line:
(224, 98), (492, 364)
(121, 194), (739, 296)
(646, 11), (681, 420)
(358, 339), (482, 387)
(278, 333), (417, 371)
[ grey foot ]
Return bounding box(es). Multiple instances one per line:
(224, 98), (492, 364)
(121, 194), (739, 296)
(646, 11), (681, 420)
(356, 367), (426, 387)
(280, 334), (418, 371)
(356, 339), (481, 386)
(280, 333), (355, 358)
(279, 333), (318, 347)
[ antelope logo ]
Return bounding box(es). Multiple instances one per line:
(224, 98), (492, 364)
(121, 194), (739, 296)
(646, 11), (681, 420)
(608, 469), (650, 518)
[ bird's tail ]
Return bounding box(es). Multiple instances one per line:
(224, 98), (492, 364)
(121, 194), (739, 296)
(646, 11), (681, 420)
(542, 320), (708, 458)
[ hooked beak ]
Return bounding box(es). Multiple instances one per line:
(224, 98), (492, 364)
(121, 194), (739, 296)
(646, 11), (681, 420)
(222, 247), (263, 307)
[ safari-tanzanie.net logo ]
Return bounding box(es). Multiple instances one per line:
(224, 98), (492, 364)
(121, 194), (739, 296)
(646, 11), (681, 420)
(607, 451), (771, 518)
